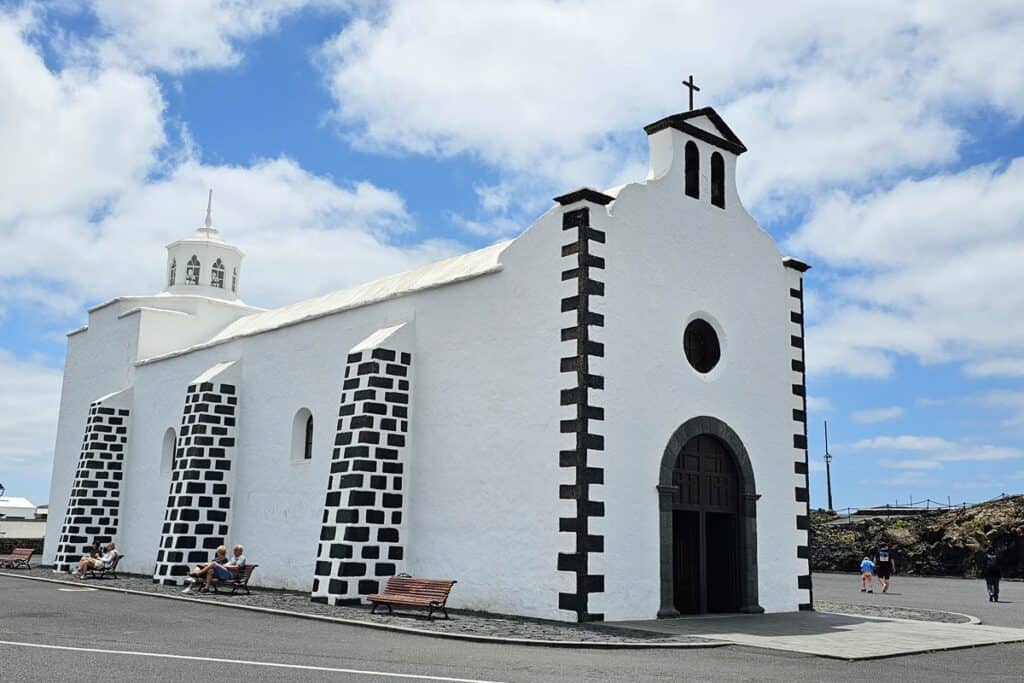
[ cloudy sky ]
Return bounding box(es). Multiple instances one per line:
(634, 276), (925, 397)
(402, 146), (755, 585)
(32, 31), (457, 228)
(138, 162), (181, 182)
(2, 1), (1023, 510)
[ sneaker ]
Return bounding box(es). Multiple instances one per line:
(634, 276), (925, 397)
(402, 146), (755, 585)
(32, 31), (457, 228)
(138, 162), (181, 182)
(182, 586), (192, 594)
(860, 588), (866, 592)
(867, 589), (873, 593)
(883, 585), (888, 593)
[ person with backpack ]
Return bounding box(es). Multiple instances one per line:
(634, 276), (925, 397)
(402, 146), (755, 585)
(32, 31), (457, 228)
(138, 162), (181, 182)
(981, 549), (1001, 602)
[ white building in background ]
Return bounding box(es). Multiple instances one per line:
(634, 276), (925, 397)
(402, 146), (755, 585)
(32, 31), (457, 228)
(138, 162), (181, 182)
(45, 106), (812, 622)
(0, 497), (47, 540)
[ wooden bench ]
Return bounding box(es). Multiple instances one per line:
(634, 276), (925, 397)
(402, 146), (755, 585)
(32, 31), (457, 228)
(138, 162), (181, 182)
(0, 547), (35, 569)
(209, 564), (258, 595)
(367, 576), (457, 620)
(84, 553), (124, 579)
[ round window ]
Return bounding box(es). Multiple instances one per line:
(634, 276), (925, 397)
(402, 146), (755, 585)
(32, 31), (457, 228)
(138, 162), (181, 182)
(683, 319), (721, 373)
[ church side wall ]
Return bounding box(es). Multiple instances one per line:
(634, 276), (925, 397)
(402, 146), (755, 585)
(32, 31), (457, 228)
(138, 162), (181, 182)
(119, 238), (566, 619)
(44, 307), (140, 565)
(594, 153), (806, 619)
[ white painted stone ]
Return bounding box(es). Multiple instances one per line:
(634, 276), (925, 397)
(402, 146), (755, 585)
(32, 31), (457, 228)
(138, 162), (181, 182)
(45, 108), (810, 622)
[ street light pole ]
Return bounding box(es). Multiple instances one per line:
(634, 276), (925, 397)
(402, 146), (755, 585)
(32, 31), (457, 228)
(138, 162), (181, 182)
(824, 421), (834, 511)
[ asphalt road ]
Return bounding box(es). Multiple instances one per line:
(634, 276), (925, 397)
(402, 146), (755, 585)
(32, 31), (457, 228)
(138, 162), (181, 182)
(814, 572), (1024, 628)
(2, 575), (1023, 682)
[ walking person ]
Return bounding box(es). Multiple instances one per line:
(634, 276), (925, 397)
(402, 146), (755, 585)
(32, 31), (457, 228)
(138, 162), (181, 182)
(874, 545), (896, 593)
(860, 555), (875, 593)
(981, 548), (1001, 602)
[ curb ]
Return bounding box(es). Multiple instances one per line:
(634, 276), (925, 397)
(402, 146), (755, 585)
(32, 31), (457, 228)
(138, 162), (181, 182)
(0, 571), (725, 650)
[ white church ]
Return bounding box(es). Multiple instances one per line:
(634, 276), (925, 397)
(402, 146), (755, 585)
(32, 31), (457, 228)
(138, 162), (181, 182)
(45, 104), (812, 622)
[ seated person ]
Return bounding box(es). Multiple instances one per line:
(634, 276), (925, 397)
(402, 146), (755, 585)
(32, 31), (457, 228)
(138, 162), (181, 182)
(186, 545), (228, 586)
(76, 541), (101, 565)
(73, 542), (118, 578)
(183, 544), (246, 593)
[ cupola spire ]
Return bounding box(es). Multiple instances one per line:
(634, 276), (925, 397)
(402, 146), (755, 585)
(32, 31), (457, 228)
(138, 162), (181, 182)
(198, 188), (218, 236)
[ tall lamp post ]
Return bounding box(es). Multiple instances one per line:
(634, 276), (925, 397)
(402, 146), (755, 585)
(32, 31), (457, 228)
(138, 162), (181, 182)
(823, 421), (834, 511)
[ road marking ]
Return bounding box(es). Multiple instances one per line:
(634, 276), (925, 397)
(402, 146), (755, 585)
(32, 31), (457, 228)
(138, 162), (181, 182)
(57, 588), (97, 592)
(0, 640), (508, 682)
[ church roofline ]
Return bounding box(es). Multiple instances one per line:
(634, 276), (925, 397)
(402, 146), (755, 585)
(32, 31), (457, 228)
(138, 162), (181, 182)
(553, 187), (616, 206)
(644, 107), (748, 155)
(135, 239), (512, 367)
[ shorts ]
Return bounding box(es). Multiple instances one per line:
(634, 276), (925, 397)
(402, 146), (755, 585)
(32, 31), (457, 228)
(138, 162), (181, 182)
(861, 572), (873, 580)
(213, 565), (234, 580)
(875, 564), (892, 579)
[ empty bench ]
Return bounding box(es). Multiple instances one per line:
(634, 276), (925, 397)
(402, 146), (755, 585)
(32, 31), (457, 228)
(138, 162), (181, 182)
(367, 576), (457, 620)
(210, 564), (258, 595)
(0, 547), (35, 569)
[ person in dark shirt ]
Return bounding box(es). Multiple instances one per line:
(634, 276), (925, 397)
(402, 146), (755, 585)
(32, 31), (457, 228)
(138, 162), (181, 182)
(874, 545), (896, 593)
(981, 549), (1001, 602)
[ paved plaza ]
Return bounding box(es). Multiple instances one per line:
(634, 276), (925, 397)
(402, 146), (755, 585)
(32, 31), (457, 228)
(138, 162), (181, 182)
(3, 571), (1024, 680)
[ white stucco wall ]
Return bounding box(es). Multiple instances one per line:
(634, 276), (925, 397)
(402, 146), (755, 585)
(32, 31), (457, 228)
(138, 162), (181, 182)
(48, 110), (806, 622)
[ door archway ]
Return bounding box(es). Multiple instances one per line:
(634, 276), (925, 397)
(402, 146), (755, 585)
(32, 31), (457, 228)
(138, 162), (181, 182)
(657, 416), (762, 616)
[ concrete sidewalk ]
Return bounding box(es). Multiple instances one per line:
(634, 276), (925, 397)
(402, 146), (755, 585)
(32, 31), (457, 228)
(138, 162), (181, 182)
(608, 611), (1024, 660)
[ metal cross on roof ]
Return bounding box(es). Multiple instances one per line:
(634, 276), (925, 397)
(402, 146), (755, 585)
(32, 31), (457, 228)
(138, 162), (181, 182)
(681, 74), (700, 111)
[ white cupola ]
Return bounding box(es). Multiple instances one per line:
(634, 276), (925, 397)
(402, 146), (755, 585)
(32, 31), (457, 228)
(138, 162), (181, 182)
(164, 190), (244, 302)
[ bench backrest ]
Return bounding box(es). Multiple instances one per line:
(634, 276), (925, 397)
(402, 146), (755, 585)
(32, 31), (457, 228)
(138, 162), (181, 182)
(109, 553), (124, 569)
(381, 576), (456, 602)
(12, 548), (34, 559)
(236, 564), (257, 583)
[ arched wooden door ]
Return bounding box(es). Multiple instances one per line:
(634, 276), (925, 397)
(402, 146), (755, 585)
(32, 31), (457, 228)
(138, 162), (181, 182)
(670, 434), (741, 614)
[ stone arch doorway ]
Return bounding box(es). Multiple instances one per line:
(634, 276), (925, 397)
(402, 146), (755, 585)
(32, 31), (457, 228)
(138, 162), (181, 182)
(657, 417), (762, 616)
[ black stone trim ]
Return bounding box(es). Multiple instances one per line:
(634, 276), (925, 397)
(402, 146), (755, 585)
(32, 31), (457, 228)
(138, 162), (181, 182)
(153, 378), (238, 584)
(53, 397), (130, 572)
(313, 346), (412, 606)
(553, 187), (616, 206)
(643, 107), (748, 155)
(658, 417), (762, 616)
(798, 602), (813, 611)
(797, 574), (812, 590)
(558, 204), (605, 623)
(782, 257), (812, 273)
(790, 272), (813, 607)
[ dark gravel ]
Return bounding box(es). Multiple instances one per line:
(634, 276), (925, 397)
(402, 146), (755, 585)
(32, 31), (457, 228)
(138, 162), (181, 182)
(7, 568), (701, 644)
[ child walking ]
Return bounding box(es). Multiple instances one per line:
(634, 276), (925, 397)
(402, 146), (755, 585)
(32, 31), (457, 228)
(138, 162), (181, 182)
(860, 555), (875, 593)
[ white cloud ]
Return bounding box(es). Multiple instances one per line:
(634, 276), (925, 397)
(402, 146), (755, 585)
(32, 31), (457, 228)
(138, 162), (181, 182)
(804, 395), (832, 413)
(0, 10), (165, 222)
(882, 459), (943, 471)
(87, 0), (349, 73)
(850, 435), (955, 451)
(851, 406), (904, 424)
(982, 390), (1024, 429)
(854, 436), (1024, 472)
(793, 160), (1024, 377)
(967, 358), (1024, 378)
(0, 349), (62, 476)
(317, 1), (1024, 216)
(0, 9), (463, 318)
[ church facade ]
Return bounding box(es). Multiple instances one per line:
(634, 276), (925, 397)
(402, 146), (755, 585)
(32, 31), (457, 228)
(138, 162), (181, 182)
(44, 107), (812, 622)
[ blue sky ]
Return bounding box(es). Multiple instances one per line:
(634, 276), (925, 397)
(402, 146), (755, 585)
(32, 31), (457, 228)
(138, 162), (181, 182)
(1, 1), (1023, 510)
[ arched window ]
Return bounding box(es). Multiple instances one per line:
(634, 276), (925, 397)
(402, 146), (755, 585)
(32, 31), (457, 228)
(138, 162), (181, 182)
(231, 267), (238, 293)
(304, 415), (314, 460)
(185, 255), (200, 285)
(685, 141), (699, 199)
(168, 258), (176, 286)
(160, 428), (177, 474)
(711, 152), (725, 209)
(291, 408), (313, 462)
(211, 258), (225, 288)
